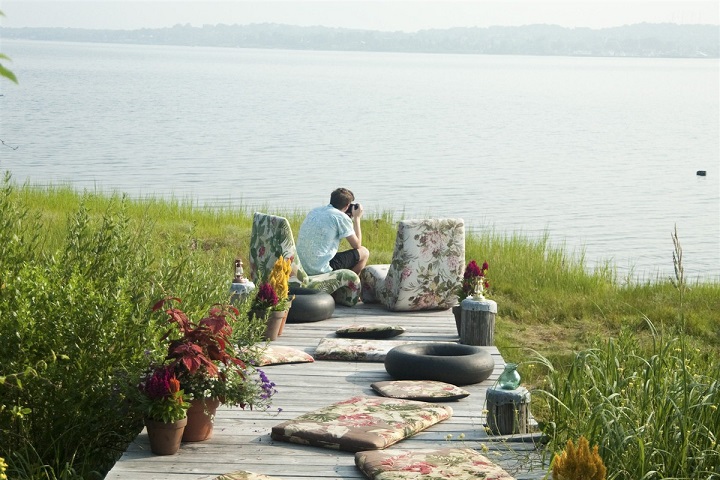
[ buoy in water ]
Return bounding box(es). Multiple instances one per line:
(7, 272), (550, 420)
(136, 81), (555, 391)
(696, 170), (706, 176)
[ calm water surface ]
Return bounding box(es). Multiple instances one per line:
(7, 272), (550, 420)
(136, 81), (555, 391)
(1, 40), (718, 281)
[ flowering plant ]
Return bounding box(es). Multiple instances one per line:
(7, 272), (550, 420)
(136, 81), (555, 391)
(137, 364), (189, 423)
(152, 297), (277, 411)
(252, 282), (279, 312)
(457, 260), (490, 300)
(253, 256), (293, 312)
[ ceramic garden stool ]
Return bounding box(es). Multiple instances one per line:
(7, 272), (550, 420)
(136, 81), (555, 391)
(486, 386), (531, 435)
(384, 342), (494, 386)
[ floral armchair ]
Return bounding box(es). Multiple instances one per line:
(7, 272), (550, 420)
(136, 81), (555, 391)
(359, 218), (465, 311)
(249, 212), (361, 307)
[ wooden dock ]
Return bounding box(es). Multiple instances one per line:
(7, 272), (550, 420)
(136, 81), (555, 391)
(107, 303), (548, 480)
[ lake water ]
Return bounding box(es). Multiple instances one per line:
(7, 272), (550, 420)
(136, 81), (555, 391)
(1, 39), (718, 281)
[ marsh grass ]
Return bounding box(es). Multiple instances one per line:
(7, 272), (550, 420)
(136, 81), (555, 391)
(2, 179), (719, 478)
(532, 228), (720, 479)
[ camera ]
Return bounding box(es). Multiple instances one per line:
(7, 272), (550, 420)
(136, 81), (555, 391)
(346, 203), (359, 217)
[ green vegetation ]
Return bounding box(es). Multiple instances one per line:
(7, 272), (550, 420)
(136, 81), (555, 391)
(1, 177), (718, 479)
(0, 10), (19, 84)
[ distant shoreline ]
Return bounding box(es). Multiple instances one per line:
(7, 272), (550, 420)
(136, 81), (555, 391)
(2, 22), (718, 58)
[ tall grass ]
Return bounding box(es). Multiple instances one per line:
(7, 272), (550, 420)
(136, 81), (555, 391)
(532, 230), (720, 479)
(2, 178), (719, 478)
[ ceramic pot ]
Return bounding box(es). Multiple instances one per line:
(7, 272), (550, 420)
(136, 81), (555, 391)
(277, 300), (291, 336)
(263, 310), (287, 341)
(452, 304), (462, 335)
(145, 416), (187, 455)
(182, 398), (220, 442)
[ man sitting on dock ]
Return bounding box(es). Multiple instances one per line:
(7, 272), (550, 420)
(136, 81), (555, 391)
(297, 187), (370, 276)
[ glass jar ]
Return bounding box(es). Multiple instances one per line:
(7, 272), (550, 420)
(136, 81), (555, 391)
(498, 363), (521, 390)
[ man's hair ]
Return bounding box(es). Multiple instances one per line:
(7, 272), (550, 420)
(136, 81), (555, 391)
(330, 188), (354, 209)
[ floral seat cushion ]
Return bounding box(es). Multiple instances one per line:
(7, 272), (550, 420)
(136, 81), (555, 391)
(360, 218), (465, 311)
(199, 472), (281, 480)
(371, 380), (470, 402)
(270, 395), (453, 452)
(249, 212), (361, 306)
(248, 345), (314, 366)
(313, 337), (418, 362)
(335, 323), (405, 339)
(355, 448), (515, 479)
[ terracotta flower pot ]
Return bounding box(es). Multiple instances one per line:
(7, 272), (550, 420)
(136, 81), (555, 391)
(145, 416), (187, 455)
(263, 310), (286, 341)
(277, 300), (292, 336)
(183, 398), (220, 442)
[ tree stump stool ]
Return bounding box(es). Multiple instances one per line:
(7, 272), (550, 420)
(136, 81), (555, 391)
(486, 386), (531, 435)
(459, 298), (497, 346)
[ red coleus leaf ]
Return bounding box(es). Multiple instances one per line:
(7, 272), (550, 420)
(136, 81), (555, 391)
(200, 314), (231, 336)
(165, 307), (192, 334)
(152, 296), (181, 312)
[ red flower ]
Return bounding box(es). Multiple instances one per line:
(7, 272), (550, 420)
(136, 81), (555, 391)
(256, 282), (279, 307)
(464, 260), (483, 279)
(143, 365), (179, 400)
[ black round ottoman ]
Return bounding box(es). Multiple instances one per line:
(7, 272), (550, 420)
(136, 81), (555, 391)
(384, 343), (495, 386)
(286, 287), (335, 323)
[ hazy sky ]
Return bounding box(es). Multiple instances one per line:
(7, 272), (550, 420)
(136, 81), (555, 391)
(1, 1), (718, 31)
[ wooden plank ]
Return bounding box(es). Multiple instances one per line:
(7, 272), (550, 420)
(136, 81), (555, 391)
(107, 303), (548, 480)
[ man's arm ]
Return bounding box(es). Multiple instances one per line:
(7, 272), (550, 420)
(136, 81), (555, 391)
(346, 204), (363, 248)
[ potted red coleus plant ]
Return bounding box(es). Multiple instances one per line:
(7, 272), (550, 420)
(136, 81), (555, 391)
(152, 297), (278, 441)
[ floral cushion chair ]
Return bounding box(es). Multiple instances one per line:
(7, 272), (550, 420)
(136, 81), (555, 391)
(360, 218), (465, 311)
(249, 212), (361, 307)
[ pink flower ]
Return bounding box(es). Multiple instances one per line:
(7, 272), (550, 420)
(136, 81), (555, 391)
(402, 462), (433, 474)
(338, 413), (379, 427)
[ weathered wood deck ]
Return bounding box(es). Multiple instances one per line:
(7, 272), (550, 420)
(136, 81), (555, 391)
(107, 303), (548, 480)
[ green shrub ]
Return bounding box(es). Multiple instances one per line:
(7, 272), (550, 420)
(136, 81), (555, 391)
(0, 176), (262, 479)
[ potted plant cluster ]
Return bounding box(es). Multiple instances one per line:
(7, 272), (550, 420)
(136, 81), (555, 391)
(137, 364), (190, 455)
(251, 256), (293, 340)
(150, 297), (278, 443)
(453, 260), (490, 334)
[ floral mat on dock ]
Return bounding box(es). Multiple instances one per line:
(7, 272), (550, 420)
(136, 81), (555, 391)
(335, 323), (406, 339)
(270, 395), (452, 452)
(198, 471), (280, 480)
(371, 380), (470, 402)
(244, 345), (315, 366)
(313, 337), (419, 362)
(355, 447), (516, 479)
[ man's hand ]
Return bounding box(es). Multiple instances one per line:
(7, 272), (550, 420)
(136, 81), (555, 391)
(352, 203), (364, 219)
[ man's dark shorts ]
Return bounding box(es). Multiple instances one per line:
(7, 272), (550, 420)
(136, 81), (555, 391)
(329, 249), (360, 271)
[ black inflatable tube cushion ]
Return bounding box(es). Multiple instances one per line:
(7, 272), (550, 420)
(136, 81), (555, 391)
(384, 343), (495, 386)
(286, 287), (335, 323)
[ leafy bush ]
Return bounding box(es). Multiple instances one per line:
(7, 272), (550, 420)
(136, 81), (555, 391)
(0, 176), (257, 479)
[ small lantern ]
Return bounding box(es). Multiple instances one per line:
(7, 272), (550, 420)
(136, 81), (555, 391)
(230, 258), (255, 305)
